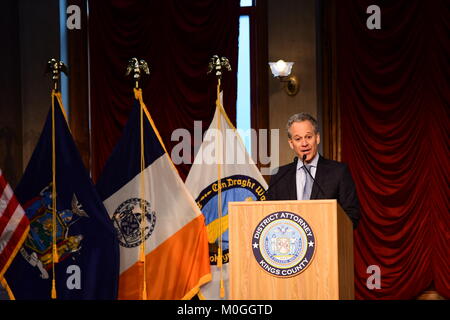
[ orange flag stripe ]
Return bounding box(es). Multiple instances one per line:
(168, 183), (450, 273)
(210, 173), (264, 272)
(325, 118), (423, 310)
(118, 214), (211, 300)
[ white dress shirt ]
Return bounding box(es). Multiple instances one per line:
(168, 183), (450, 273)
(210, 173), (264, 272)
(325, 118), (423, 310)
(296, 153), (319, 200)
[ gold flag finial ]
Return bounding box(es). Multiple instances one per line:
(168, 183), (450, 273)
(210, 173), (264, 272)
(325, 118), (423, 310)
(207, 55), (231, 80)
(46, 58), (68, 92)
(126, 58), (150, 89)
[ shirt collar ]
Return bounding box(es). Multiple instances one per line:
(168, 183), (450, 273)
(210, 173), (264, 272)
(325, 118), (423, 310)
(297, 152), (320, 170)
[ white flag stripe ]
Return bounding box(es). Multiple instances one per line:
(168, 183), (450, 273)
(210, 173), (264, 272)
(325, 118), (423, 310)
(103, 154), (202, 273)
(188, 112), (265, 194)
(0, 183), (14, 215)
(0, 182), (26, 255)
(198, 264), (229, 299)
(0, 170), (28, 277)
(0, 206), (25, 254)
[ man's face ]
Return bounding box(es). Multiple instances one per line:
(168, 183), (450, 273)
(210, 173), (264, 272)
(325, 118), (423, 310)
(288, 120), (320, 163)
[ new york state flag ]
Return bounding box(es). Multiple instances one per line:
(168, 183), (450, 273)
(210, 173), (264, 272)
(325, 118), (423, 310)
(4, 92), (119, 300)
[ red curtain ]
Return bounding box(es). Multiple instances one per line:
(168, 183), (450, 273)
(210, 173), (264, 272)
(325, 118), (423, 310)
(89, 0), (239, 181)
(337, 0), (449, 299)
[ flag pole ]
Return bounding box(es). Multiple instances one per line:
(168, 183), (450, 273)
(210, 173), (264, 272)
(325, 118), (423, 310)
(126, 58), (150, 300)
(207, 55), (231, 298)
(46, 58), (68, 299)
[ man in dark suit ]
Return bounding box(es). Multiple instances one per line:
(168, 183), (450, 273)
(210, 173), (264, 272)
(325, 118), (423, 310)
(267, 113), (360, 228)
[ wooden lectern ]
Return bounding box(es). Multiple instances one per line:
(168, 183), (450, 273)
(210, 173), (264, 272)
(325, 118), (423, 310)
(228, 200), (354, 300)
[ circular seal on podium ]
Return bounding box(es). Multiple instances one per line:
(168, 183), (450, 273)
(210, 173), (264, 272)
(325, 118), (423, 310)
(251, 211), (316, 278)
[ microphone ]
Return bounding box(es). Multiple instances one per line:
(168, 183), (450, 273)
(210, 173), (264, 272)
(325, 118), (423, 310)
(260, 157), (299, 200)
(301, 154), (325, 198)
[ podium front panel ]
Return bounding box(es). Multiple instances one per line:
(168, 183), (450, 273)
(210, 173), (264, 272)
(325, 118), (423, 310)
(228, 200), (353, 300)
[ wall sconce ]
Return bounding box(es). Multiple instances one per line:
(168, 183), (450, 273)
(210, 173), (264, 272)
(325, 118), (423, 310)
(269, 60), (299, 96)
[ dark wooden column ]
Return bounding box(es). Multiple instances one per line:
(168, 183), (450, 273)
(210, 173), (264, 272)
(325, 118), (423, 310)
(0, 0), (23, 186)
(319, 0), (341, 162)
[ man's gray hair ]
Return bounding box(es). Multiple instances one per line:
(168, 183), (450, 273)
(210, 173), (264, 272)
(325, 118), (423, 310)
(286, 113), (319, 138)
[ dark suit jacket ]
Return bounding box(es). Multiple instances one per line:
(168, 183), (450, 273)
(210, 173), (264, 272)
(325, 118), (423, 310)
(267, 155), (360, 228)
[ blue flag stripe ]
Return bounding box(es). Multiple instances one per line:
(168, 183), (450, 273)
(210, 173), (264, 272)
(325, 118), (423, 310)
(96, 100), (165, 201)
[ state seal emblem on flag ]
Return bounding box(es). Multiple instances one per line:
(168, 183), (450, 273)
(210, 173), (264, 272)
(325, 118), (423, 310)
(251, 211), (315, 278)
(19, 185), (88, 279)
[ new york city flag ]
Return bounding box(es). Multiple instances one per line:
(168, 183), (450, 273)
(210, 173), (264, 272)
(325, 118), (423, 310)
(96, 90), (210, 300)
(4, 92), (119, 299)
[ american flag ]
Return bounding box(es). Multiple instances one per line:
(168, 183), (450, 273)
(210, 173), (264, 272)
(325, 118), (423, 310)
(0, 169), (29, 281)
